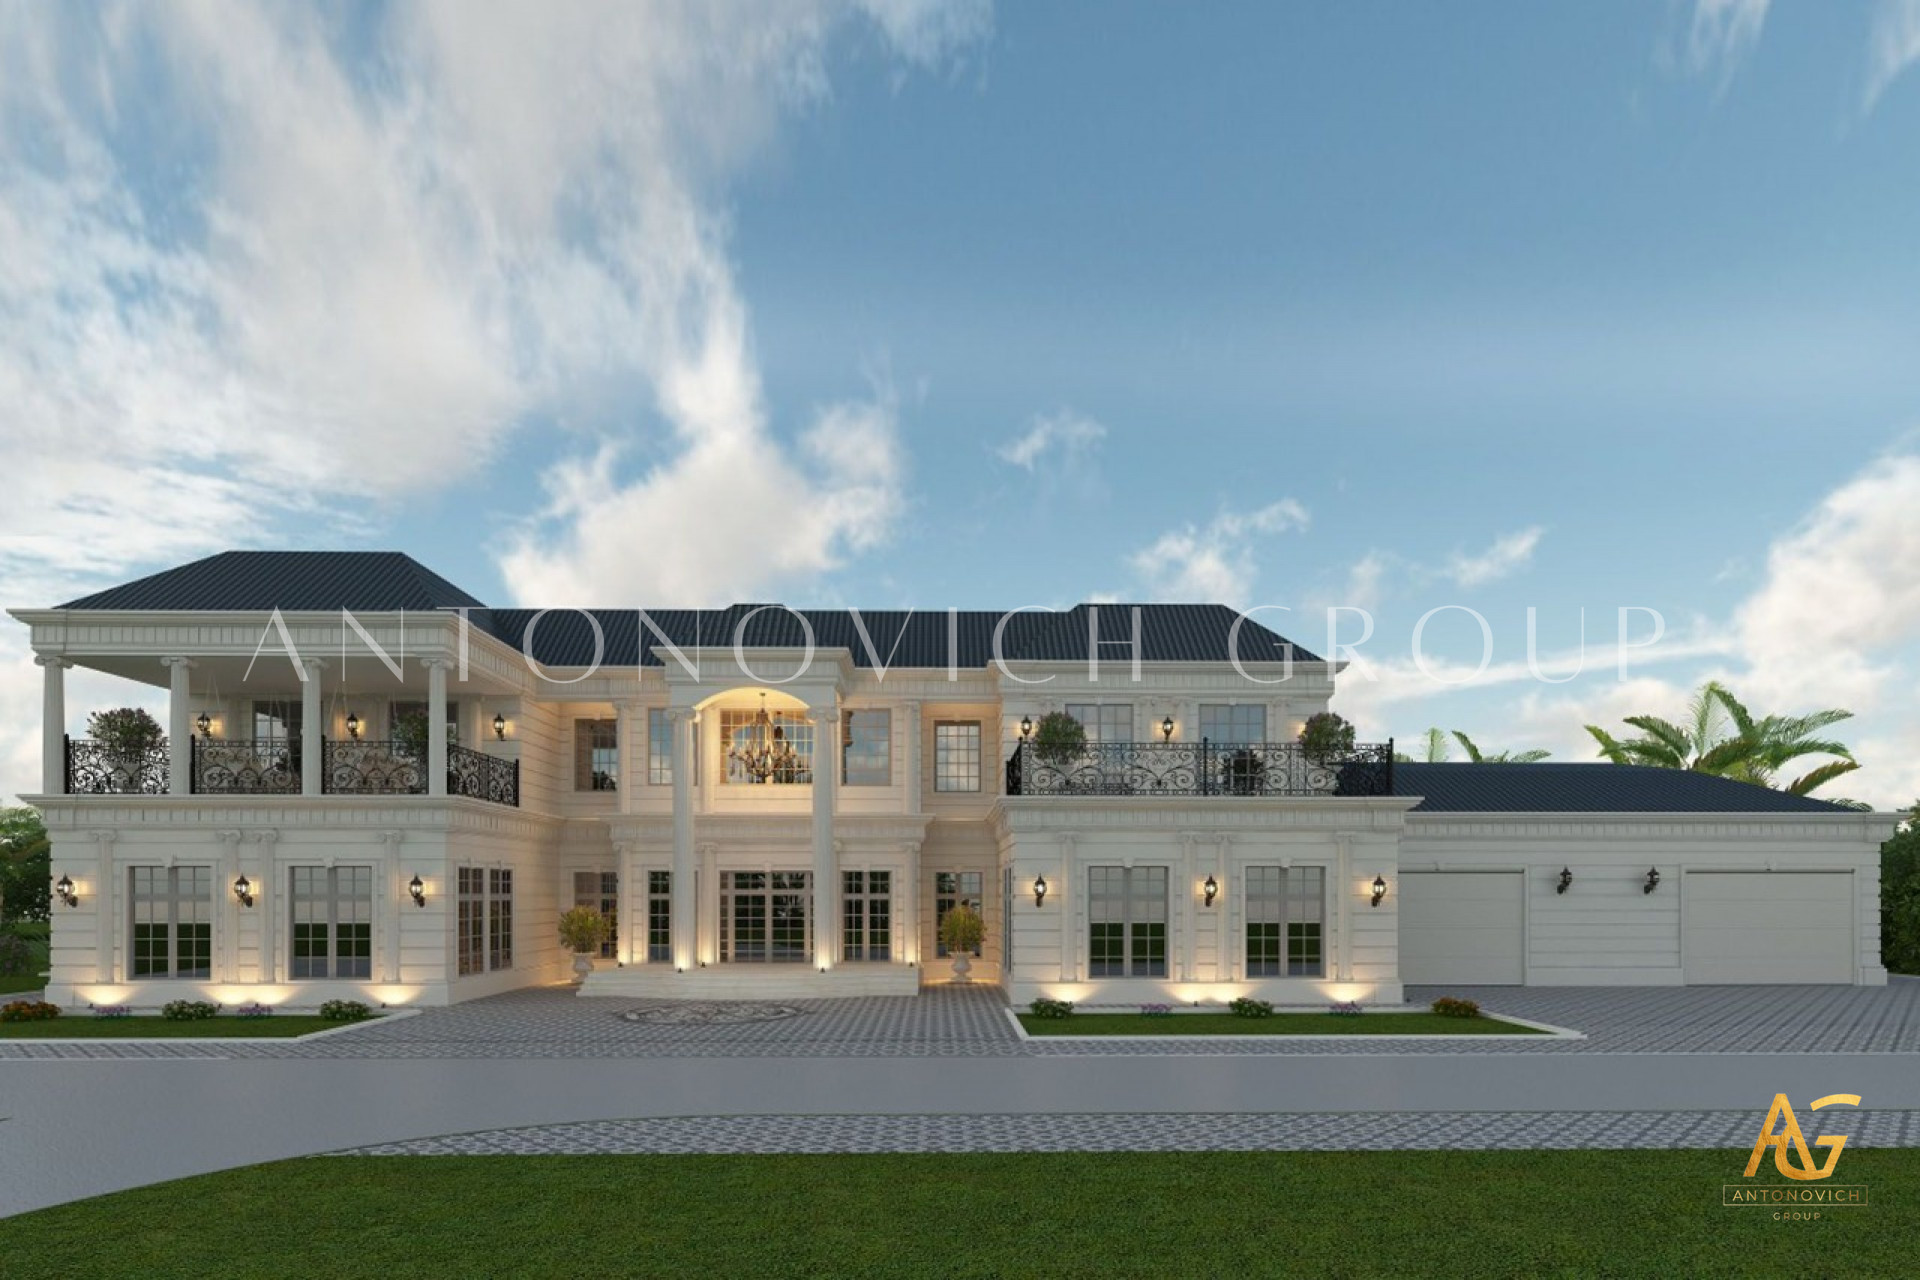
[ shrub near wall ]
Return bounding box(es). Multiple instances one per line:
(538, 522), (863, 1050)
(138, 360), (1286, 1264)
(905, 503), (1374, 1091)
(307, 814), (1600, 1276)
(1883, 804), (1920, 975)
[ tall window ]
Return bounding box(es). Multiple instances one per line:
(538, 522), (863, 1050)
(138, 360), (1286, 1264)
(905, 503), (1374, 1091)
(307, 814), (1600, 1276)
(935, 870), (983, 958)
(575, 718), (618, 791)
(934, 721), (981, 792)
(1201, 704), (1267, 745)
(720, 708), (813, 784)
(253, 700), (301, 743)
(1246, 866), (1324, 977)
(843, 710), (891, 785)
(1088, 866), (1167, 978)
(573, 870), (619, 959)
(129, 866), (212, 978)
(647, 870), (672, 962)
(290, 866), (373, 979)
(489, 868), (514, 970)
(457, 868), (485, 976)
(648, 709), (673, 785)
(1065, 703), (1134, 744)
(843, 870), (892, 962)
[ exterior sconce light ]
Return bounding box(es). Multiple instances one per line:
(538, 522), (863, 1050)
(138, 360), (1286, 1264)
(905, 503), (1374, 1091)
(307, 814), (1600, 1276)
(1020, 715), (1033, 740)
(408, 874), (426, 908)
(493, 713), (507, 741)
(55, 874), (78, 908)
(1556, 867), (1573, 895)
(1643, 867), (1661, 895)
(1161, 716), (1175, 742)
(1033, 873), (1048, 907)
(232, 874), (254, 908)
(1202, 874), (1218, 907)
(346, 712), (361, 740)
(1370, 875), (1389, 908)
(197, 713), (212, 739)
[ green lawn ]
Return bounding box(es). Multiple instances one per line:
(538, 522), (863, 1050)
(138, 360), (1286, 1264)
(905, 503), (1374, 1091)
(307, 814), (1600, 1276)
(0, 1015), (372, 1039)
(0, 1149), (1911, 1278)
(1018, 1011), (1546, 1036)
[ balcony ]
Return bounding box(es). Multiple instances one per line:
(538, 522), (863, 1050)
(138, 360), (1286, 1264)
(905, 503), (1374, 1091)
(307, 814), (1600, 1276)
(63, 737), (519, 807)
(1004, 739), (1395, 799)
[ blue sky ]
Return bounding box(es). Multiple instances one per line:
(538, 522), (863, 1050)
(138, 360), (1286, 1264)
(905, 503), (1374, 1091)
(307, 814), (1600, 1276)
(3, 1), (1919, 804)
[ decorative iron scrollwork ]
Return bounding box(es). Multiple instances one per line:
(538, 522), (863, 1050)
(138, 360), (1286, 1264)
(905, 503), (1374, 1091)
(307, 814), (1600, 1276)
(1007, 739), (1394, 799)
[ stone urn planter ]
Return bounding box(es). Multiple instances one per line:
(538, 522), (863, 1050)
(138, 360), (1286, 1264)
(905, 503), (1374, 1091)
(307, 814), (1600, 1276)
(557, 906), (613, 985)
(939, 903), (985, 984)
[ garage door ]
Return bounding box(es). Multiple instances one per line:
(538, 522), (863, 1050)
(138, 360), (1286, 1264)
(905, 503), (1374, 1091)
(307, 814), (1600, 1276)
(1398, 871), (1525, 985)
(1683, 872), (1854, 985)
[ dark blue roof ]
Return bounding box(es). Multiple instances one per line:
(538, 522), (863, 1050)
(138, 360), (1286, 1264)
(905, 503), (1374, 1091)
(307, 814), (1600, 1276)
(53, 553), (1320, 667)
(1395, 763), (1853, 813)
(59, 552), (487, 613)
(481, 602), (1320, 667)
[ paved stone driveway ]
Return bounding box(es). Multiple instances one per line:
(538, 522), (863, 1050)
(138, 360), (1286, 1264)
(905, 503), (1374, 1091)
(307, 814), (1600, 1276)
(4, 977), (1918, 1060)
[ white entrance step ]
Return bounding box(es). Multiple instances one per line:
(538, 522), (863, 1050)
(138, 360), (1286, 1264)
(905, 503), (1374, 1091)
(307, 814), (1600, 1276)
(577, 963), (922, 1000)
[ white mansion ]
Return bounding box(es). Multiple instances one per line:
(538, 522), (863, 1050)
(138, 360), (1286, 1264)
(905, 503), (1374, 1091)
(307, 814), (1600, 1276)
(11, 551), (1894, 1011)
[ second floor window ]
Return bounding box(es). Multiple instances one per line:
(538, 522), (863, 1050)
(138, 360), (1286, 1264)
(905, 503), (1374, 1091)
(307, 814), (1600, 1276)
(253, 700), (301, 743)
(934, 721), (981, 792)
(576, 718), (618, 791)
(722, 706), (813, 784)
(1200, 704), (1266, 745)
(1065, 703), (1133, 744)
(843, 710), (891, 785)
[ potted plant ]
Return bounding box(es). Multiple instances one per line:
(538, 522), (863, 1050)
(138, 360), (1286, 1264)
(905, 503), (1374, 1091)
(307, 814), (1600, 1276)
(87, 707), (165, 789)
(939, 903), (985, 982)
(392, 709), (431, 762)
(1030, 711), (1087, 768)
(1297, 711), (1357, 764)
(558, 906), (612, 982)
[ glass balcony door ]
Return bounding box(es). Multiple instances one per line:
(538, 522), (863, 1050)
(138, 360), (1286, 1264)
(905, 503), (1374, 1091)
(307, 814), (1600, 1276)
(720, 871), (812, 963)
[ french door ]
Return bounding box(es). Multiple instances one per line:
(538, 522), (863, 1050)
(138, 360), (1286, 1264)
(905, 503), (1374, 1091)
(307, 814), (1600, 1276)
(720, 871), (812, 963)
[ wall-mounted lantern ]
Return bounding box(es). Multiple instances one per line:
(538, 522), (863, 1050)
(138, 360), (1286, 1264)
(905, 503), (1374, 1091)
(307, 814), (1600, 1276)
(1202, 874), (1218, 907)
(1556, 867), (1573, 895)
(55, 874), (78, 909)
(1643, 867), (1661, 895)
(1161, 716), (1175, 742)
(1370, 875), (1389, 908)
(408, 874), (427, 908)
(1020, 715), (1033, 740)
(197, 713), (212, 739)
(232, 874), (254, 908)
(1033, 873), (1048, 907)
(346, 712), (361, 740)
(493, 713), (507, 741)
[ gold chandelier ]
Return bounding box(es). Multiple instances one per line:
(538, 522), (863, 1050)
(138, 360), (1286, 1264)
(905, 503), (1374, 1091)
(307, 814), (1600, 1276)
(728, 693), (801, 784)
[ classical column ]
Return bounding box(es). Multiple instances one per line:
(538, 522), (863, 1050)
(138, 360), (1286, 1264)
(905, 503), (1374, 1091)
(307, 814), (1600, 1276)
(810, 708), (839, 969)
(380, 831), (405, 982)
(1335, 833), (1354, 982)
(615, 701), (640, 815)
(252, 830), (280, 982)
(669, 708), (695, 970)
(1220, 834), (1240, 982)
(1179, 832), (1198, 982)
(93, 831), (115, 982)
(904, 702), (922, 812)
(1058, 833), (1077, 982)
(698, 841), (720, 966)
(902, 841), (921, 967)
(301, 658), (324, 797)
(424, 658), (451, 797)
(35, 655), (71, 794)
(161, 657), (194, 796)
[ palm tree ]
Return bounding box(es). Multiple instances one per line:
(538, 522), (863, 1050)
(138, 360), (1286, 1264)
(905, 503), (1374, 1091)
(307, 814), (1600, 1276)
(1451, 731), (1550, 764)
(1394, 727), (1452, 764)
(1584, 680), (1858, 798)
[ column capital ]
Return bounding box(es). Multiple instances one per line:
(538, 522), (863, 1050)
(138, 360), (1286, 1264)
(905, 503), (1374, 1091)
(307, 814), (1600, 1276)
(666, 706), (694, 724)
(159, 655), (197, 669)
(34, 654), (74, 669)
(215, 830), (245, 846)
(301, 657), (327, 674)
(248, 829), (281, 847)
(379, 830), (405, 848)
(420, 657), (457, 672)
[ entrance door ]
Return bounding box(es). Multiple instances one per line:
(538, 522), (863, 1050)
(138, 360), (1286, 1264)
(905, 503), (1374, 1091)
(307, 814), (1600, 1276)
(720, 871), (812, 963)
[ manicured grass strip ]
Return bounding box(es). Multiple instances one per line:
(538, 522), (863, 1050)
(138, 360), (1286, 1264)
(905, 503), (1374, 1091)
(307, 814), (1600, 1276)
(1018, 1011), (1545, 1036)
(0, 1149), (1913, 1278)
(0, 1015), (374, 1039)
(0, 974), (47, 996)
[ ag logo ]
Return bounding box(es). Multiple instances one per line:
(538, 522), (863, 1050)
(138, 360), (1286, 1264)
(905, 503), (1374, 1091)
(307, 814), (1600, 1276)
(1743, 1093), (1861, 1181)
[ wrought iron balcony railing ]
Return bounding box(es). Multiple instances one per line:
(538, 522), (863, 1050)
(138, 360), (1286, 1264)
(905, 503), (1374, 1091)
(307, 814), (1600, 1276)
(1004, 739), (1395, 799)
(64, 736), (169, 795)
(322, 739), (428, 796)
(449, 742), (520, 807)
(192, 736), (300, 795)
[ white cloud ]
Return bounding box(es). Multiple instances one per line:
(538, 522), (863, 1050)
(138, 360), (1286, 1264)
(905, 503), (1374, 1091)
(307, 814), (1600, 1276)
(1865, 0), (1920, 111)
(1447, 526), (1543, 588)
(1677, 0), (1770, 88)
(996, 409), (1107, 472)
(1126, 500), (1309, 607)
(0, 0), (989, 799)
